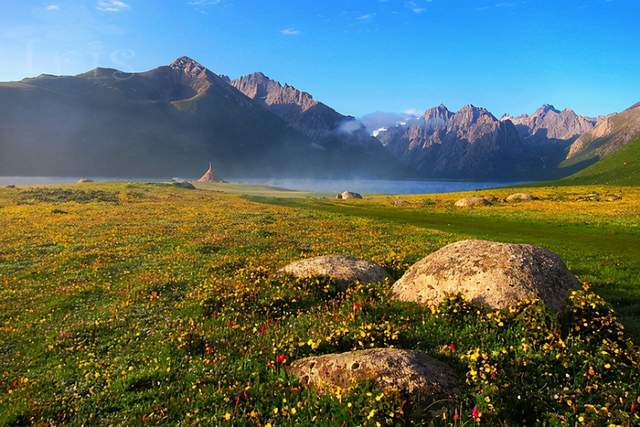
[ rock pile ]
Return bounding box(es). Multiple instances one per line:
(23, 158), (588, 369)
(196, 161), (225, 183)
(285, 239), (580, 414)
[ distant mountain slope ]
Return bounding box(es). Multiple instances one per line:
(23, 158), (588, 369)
(503, 104), (596, 142)
(376, 104), (554, 180)
(564, 103), (640, 165)
(0, 57), (403, 178)
(231, 72), (346, 139)
(560, 136), (640, 185)
(231, 71), (404, 174)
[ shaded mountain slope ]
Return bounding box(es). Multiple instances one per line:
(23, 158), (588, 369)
(0, 57), (402, 178)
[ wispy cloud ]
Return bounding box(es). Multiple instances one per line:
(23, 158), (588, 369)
(97, 0), (130, 12)
(280, 27), (300, 36)
(188, 0), (223, 5)
(356, 13), (375, 21)
(405, 1), (426, 14)
(46, 4), (60, 11)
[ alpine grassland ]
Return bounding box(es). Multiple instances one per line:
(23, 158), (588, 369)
(1, 182), (639, 425)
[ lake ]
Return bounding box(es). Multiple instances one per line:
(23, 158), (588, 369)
(235, 178), (525, 194)
(0, 176), (524, 195)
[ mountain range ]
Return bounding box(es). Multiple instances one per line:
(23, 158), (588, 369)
(502, 104), (597, 142)
(0, 57), (401, 178)
(0, 56), (638, 181)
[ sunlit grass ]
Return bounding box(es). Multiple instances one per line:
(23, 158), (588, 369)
(1, 182), (638, 425)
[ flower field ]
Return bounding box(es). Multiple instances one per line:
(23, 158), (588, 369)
(1, 183), (639, 425)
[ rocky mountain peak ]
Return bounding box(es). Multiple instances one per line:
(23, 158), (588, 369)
(506, 104), (596, 141)
(232, 72), (318, 112)
(536, 104), (560, 115)
(627, 102), (640, 111)
(455, 104), (497, 126)
(169, 56), (207, 77)
(422, 104), (453, 131)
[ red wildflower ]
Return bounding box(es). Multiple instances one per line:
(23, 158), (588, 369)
(472, 405), (480, 421)
(352, 302), (361, 312)
(448, 342), (456, 352)
(452, 410), (460, 421)
(631, 402), (636, 414)
(258, 321), (270, 336)
(275, 354), (287, 364)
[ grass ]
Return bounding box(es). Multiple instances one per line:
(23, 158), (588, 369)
(558, 137), (640, 186)
(1, 182), (639, 425)
(249, 185), (640, 337)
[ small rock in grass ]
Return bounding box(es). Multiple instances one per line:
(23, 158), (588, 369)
(506, 193), (536, 202)
(279, 255), (389, 283)
(454, 197), (491, 208)
(336, 191), (363, 200)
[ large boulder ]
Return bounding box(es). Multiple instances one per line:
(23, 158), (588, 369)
(279, 255), (389, 283)
(506, 193), (536, 202)
(337, 191), (363, 200)
(288, 348), (459, 400)
(392, 240), (579, 311)
(454, 197), (491, 208)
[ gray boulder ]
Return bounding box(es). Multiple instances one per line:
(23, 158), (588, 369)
(506, 193), (536, 202)
(337, 191), (363, 200)
(392, 240), (579, 311)
(454, 197), (492, 208)
(279, 255), (389, 283)
(288, 348), (459, 400)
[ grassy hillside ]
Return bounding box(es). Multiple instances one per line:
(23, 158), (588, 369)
(1, 183), (639, 425)
(560, 137), (640, 185)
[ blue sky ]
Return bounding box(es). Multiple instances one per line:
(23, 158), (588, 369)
(0, 0), (638, 117)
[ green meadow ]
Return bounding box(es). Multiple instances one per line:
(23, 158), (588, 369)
(1, 182), (638, 425)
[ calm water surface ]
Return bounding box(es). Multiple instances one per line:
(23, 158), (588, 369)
(0, 176), (524, 195)
(234, 178), (524, 194)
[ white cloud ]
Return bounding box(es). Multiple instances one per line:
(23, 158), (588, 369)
(188, 0), (223, 5)
(97, 0), (130, 12)
(406, 1), (426, 14)
(404, 108), (421, 116)
(280, 27), (300, 36)
(46, 4), (60, 11)
(357, 13), (374, 20)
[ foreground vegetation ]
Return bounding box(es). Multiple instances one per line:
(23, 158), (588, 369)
(1, 183), (639, 425)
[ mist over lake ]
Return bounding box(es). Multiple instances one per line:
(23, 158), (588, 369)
(232, 178), (523, 194)
(0, 176), (522, 194)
